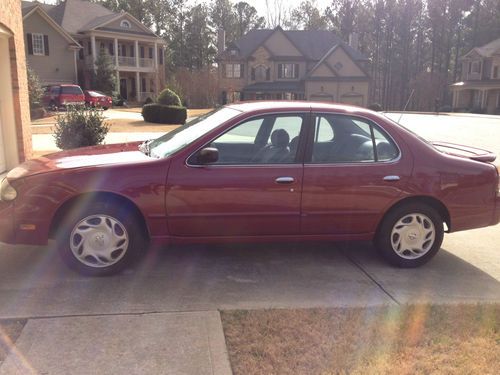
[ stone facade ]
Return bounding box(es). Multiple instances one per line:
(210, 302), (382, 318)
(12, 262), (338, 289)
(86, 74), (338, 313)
(0, 0), (32, 172)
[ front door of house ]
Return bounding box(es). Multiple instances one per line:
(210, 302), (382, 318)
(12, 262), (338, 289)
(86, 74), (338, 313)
(120, 78), (127, 100)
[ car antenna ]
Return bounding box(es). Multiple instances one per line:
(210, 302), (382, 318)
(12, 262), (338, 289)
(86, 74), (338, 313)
(398, 89), (415, 124)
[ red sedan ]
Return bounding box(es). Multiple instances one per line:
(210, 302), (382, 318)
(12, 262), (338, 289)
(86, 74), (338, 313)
(1, 102), (499, 276)
(84, 90), (112, 110)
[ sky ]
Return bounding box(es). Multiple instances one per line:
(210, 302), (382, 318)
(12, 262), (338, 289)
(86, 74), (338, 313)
(39, 0), (333, 13)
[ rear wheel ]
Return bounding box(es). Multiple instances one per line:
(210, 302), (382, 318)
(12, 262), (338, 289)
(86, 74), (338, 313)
(56, 201), (144, 276)
(375, 203), (444, 267)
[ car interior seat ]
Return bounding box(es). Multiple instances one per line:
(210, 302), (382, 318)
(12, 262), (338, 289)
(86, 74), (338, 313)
(251, 129), (290, 163)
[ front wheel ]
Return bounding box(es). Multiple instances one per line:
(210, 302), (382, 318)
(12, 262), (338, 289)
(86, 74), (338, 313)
(375, 203), (444, 268)
(56, 201), (144, 276)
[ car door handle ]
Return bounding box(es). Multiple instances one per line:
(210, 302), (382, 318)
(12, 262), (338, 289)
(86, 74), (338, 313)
(275, 177), (295, 184)
(383, 175), (400, 182)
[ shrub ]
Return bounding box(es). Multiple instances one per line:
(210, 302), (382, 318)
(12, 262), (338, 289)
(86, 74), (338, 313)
(470, 107), (485, 114)
(438, 105), (452, 112)
(54, 106), (110, 150)
(30, 107), (47, 120)
(27, 66), (44, 112)
(142, 103), (187, 124)
(368, 103), (383, 112)
(144, 96), (154, 105)
(157, 88), (182, 106)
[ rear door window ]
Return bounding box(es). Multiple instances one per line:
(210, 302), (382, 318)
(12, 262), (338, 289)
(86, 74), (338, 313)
(311, 114), (399, 163)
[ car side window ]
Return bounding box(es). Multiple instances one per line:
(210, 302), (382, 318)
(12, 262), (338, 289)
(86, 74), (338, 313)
(311, 115), (398, 163)
(202, 114), (304, 165)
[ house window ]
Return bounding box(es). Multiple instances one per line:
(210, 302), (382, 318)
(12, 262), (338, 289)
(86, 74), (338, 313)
(159, 48), (163, 65)
(225, 64), (242, 78)
(471, 61), (481, 74)
(149, 47), (153, 59)
(32, 33), (45, 55)
(130, 45), (134, 57)
(120, 20), (131, 29)
(493, 66), (499, 79)
(278, 63), (299, 79)
(253, 65), (268, 81)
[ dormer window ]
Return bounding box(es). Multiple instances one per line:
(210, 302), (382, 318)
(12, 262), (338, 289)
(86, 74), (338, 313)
(230, 49), (237, 56)
(120, 20), (131, 29)
(471, 61), (481, 74)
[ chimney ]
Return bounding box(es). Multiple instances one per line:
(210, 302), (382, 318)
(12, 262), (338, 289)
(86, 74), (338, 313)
(349, 33), (359, 51)
(217, 29), (226, 53)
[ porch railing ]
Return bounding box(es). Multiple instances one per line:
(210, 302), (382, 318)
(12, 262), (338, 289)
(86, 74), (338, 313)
(118, 56), (136, 67)
(139, 58), (154, 68)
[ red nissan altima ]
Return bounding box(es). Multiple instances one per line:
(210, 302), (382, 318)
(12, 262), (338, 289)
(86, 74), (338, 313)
(1, 102), (499, 276)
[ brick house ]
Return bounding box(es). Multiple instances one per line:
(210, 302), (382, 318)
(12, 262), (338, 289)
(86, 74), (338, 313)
(450, 37), (500, 114)
(0, 0), (32, 173)
(22, 0), (166, 102)
(216, 27), (370, 106)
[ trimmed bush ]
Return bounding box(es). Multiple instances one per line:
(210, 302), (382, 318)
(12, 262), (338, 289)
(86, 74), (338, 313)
(54, 106), (110, 150)
(142, 103), (187, 124)
(144, 96), (154, 105)
(368, 103), (383, 112)
(157, 88), (182, 106)
(438, 105), (452, 112)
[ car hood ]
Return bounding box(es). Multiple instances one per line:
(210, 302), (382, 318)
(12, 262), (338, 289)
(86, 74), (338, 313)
(7, 142), (153, 180)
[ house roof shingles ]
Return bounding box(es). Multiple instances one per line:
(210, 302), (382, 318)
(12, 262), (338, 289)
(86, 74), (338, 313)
(475, 37), (500, 57)
(226, 28), (368, 62)
(23, 0), (155, 37)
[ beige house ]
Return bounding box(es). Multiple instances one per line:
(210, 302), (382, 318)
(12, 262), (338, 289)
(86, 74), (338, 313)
(217, 27), (370, 106)
(0, 0), (32, 173)
(22, 0), (166, 102)
(450, 37), (500, 114)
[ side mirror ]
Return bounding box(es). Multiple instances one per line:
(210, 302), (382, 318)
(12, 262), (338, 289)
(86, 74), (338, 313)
(197, 147), (219, 164)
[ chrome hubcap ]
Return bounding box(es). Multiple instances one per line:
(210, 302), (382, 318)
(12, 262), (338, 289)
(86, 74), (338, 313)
(390, 213), (435, 259)
(70, 215), (129, 268)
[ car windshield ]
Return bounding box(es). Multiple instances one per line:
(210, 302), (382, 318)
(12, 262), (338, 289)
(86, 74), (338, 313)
(148, 107), (241, 159)
(61, 86), (83, 95)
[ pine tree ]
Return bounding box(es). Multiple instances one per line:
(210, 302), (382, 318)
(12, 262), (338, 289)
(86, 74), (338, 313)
(92, 52), (117, 96)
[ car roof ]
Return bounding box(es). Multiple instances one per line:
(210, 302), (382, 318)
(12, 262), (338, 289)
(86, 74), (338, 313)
(226, 101), (374, 116)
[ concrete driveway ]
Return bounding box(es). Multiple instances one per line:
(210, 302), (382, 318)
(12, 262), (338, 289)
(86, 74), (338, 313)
(0, 226), (499, 320)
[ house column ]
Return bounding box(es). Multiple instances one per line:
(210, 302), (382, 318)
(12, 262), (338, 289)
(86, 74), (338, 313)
(154, 42), (159, 97)
(114, 38), (118, 67)
(116, 71), (120, 96)
(136, 71), (140, 101)
(481, 89), (488, 109)
(73, 50), (78, 84)
(135, 40), (139, 68)
(90, 35), (96, 66)
(153, 42), (158, 69)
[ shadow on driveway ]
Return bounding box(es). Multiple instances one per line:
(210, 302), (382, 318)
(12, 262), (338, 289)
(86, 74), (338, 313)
(0, 240), (499, 319)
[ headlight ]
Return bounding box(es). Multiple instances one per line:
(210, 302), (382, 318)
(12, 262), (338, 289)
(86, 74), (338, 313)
(0, 178), (17, 201)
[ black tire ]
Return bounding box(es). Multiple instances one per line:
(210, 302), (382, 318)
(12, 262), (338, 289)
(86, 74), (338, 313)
(56, 200), (145, 276)
(375, 203), (444, 268)
(49, 100), (58, 112)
